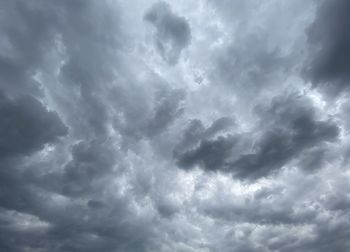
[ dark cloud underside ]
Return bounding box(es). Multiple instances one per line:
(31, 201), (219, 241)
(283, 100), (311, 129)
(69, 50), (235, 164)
(0, 0), (349, 251)
(306, 0), (350, 96)
(176, 93), (339, 180)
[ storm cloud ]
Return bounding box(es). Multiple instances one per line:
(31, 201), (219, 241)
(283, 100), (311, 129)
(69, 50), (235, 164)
(0, 91), (68, 158)
(305, 0), (350, 96)
(175, 93), (339, 180)
(0, 0), (349, 251)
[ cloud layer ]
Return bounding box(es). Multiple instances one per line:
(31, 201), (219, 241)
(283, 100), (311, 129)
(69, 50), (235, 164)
(0, 0), (350, 251)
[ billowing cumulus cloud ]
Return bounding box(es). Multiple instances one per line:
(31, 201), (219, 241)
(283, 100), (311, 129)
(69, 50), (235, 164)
(0, 0), (349, 251)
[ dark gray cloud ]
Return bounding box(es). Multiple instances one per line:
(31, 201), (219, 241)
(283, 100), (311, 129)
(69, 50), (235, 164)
(296, 147), (329, 172)
(144, 1), (191, 65)
(176, 94), (339, 180)
(0, 90), (68, 159)
(112, 85), (186, 152)
(173, 117), (236, 170)
(0, 0), (57, 97)
(0, 1), (155, 251)
(231, 94), (339, 180)
(61, 140), (116, 197)
(145, 88), (186, 137)
(176, 135), (237, 171)
(0, 0), (349, 251)
(305, 0), (350, 96)
(174, 117), (235, 152)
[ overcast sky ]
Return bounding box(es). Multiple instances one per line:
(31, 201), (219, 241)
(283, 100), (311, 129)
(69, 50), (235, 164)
(1, 0), (350, 251)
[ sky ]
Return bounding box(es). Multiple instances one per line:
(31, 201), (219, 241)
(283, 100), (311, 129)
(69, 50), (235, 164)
(0, 0), (350, 251)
